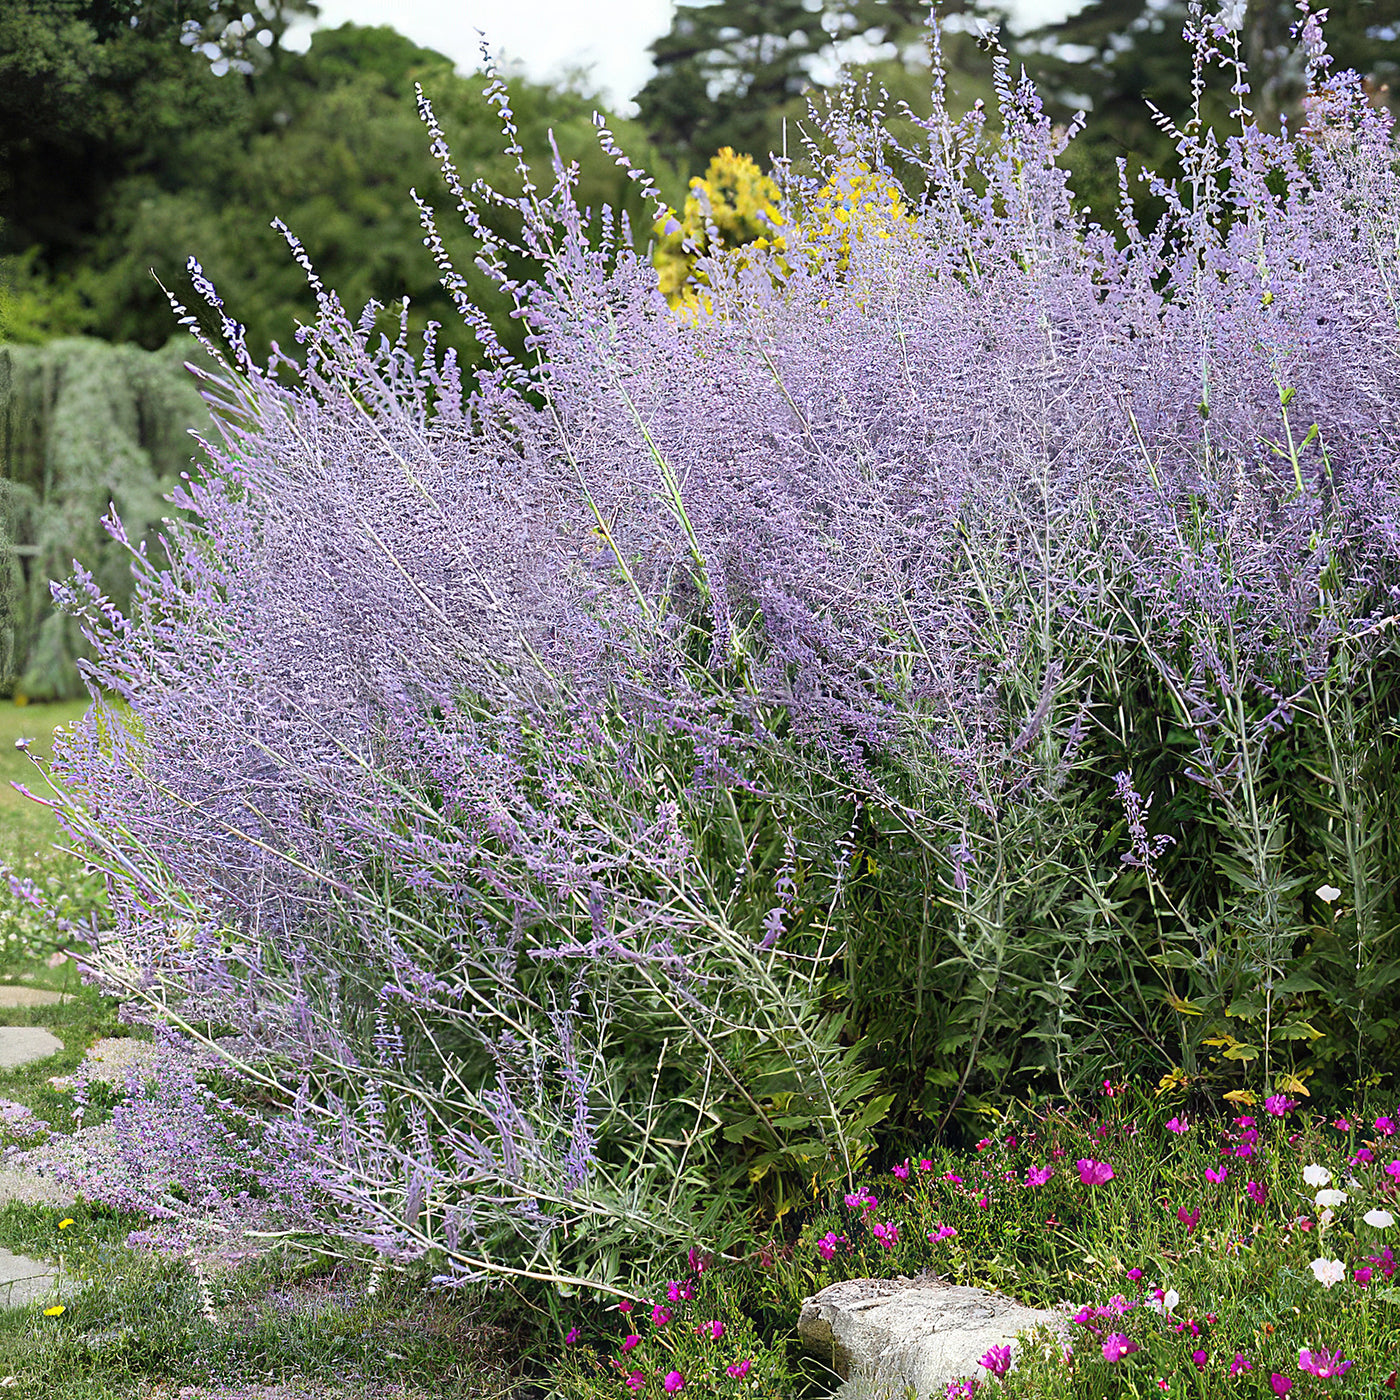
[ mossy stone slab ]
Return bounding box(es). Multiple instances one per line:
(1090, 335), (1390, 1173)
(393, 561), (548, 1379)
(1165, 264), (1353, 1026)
(0, 1026), (63, 1069)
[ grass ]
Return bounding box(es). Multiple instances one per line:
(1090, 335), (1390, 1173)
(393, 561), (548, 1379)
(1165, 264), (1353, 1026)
(0, 700), (1396, 1397)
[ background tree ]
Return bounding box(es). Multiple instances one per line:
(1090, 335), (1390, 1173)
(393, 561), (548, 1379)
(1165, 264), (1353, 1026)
(1019, 0), (1400, 223)
(636, 0), (1012, 180)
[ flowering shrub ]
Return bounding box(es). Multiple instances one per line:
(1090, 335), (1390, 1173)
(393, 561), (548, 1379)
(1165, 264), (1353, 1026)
(21, 0), (1400, 1302)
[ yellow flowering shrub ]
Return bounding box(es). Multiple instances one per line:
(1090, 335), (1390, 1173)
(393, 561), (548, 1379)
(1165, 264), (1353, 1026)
(653, 149), (915, 318)
(652, 147), (785, 317)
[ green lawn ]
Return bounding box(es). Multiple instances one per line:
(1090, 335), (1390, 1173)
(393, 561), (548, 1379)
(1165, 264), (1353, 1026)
(0, 699), (92, 865)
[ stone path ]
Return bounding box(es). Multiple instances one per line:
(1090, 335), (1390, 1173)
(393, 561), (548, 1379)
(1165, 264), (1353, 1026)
(0, 1018), (72, 1309)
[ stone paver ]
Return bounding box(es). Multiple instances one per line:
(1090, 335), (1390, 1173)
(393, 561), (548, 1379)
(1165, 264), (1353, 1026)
(0, 986), (67, 1008)
(0, 1026), (63, 1070)
(0, 1245), (59, 1310)
(0, 1166), (72, 1208)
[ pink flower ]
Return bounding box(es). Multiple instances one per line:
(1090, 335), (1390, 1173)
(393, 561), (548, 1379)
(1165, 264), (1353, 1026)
(1166, 1117), (1189, 1134)
(1191, 1350), (1207, 1370)
(1271, 1374), (1293, 1396)
(625, 1372), (645, 1393)
(892, 1160), (910, 1180)
(871, 1220), (900, 1250)
(565, 1327), (579, 1345)
(1177, 1206), (1200, 1232)
(1299, 1349), (1353, 1379)
(687, 1247), (710, 1275)
(976, 1138), (993, 1152)
(666, 1279), (693, 1302)
(944, 1172), (963, 1183)
(1247, 1180), (1267, 1206)
(1230, 1354), (1252, 1377)
(918, 1159), (933, 1171)
(696, 1319), (723, 1341)
(1205, 1166), (1228, 1184)
(817, 1231), (847, 1261)
(663, 1371), (686, 1393)
(1026, 1165), (1054, 1187)
(1355, 1266), (1374, 1286)
(1377, 1116), (1397, 1136)
(1386, 1159), (1400, 1180)
(621, 1335), (641, 1353)
(1102, 1334), (1139, 1363)
(1127, 1267), (1144, 1282)
(652, 1305), (672, 1327)
(1264, 1095), (1296, 1117)
(979, 1344), (1012, 1377)
(618, 1300), (635, 1314)
(928, 1224), (958, 1242)
(1077, 1159), (1114, 1186)
(1333, 1118), (1351, 1131)
(726, 1359), (752, 1379)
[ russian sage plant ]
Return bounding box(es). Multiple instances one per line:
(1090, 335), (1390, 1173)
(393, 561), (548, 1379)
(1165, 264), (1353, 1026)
(16, 2), (1400, 1294)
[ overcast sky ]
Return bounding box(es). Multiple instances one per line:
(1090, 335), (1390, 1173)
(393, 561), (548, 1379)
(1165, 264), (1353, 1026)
(284, 0), (1082, 114)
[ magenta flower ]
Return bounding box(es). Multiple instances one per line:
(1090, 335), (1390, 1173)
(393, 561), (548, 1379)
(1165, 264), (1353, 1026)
(663, 1371), (686, 1393)
(1334, 1118), (1351, 1131)
(1026, 1165), (1054, 1187)
(944, 1172), (963, 1183)
(1386, 1159), (1400, 1180)
(1166, 1117), (1189, 1134)
(976, 1138), (993, 1152)
(1264, 1095), (1296, 1117)
(1077, 1159), (1114, 1186)
(696, 1319), (723, 1341)
(1356, 1266), (1374, 1286)
(1177, 1206), (1200, 1232)
(1191, 1349), (1207, 1370)
(1127, 1267), (1144, 1282)
(1204, 1166), (1227, 1184)
(726, 1359), (751, 1379)
(928, 1224), (958, 1242)
(1270, 1374), (1293, 1396)
(1247, 1180), (1267, 1206)
(565, 1327), (579, 1345)
(621, 1335), (641, 1353)
(1230, 1354), (1252, 1377)
(1299, 1349), (1353, 1379)
(918, 1158), (933, 1171)
(979, 1343), (1012, 1377)
(687, 1247), (710, 1275)
(817, 1231), (847, 1261)
(1376, 1116), (1397, 1136)
(652, 1305), (672, 1327)
(871, 1219), (899, 1250)
(1102, 1334), (1139, 1363)
(625, 1373), (645, 1393)
(666, 1279), (693, 1302)
(618, 1300), (635, 1314)
(892, 1160), (910, 1180)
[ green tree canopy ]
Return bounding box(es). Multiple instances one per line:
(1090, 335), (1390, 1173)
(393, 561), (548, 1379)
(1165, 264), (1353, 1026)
(1019, 0), (1400, 221)
(1, 12), (679, 368)
(636, 0), (1011, 179)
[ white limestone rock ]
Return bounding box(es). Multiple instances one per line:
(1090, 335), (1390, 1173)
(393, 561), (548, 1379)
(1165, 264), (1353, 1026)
(799, 1273), (1065, 1400)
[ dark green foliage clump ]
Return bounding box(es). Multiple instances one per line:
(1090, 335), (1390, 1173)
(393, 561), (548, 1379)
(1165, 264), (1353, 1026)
(0, 338), (208, 700)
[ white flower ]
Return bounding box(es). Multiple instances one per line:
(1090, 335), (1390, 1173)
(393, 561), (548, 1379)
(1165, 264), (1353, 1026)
(1316, 883), (1342, 903)
(1309, 1257), (1346, 1288)
(1302, 1165), (1332, 1188)
(1314, 1189), (1348, 1208)
(1364, 1209), (1395, 1229)
(1216, 0), (1247, 31)
(1146, 1287), (1180, 1315)
(1318, 1207), (1335, 1231)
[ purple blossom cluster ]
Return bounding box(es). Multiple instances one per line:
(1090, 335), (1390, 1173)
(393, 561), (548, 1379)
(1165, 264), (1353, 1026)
(21, 3), (1400, 1289)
